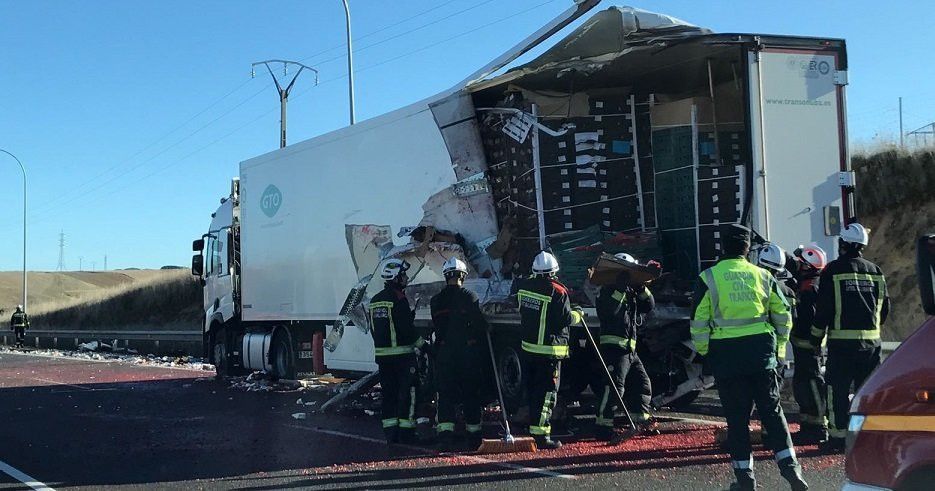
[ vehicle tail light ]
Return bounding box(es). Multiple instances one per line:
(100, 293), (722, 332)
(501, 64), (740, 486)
(917, 390), (930, 403)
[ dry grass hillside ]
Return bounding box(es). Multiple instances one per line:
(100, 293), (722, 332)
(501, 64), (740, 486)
(0, 269), (200, 330)
(854, 147), (935, 341)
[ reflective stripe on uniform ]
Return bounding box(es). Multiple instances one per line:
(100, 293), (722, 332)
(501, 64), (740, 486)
(595, 416), (614, 427)
(775, 447), (796, 461)
(374, 345), (415, 357)
(529, 425), (551, 435)
(828, 329), (880, 340)
(597, 387), (611, 426)
(521, 340), (569, 358)
(465, 423), (483, 434)
(407, 387), (416, 424)
(518, 290), (552, 345)
(712, 315), (768, 327)
(638, 287), (652, 300)
(382, 418), (399, 428)
(731, 456), (753, 470)
(599, 335), (636, 350)
(711, 323), (774, 340)
(832, 272), (886, 338)
(399, 419), (416, 429)
(436, 422), (455, 433)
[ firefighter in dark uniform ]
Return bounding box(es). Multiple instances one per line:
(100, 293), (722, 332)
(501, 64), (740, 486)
(787, 244), (828, 444)
(369, 259), (424, 444)
(10, 305), (28, 348)
(810, 223), (889, 453)
(593, 253), (655, 440)
(430, 257), (490, 450)
(514, 251), (583, 450)
(691, 225), (808, 491)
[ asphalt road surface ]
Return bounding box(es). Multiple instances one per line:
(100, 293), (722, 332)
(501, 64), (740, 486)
(0, 351), (845, 490)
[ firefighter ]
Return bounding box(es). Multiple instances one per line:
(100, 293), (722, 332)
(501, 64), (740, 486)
(811, 223), (889, 453)
(11, 305), (28, 348)
(369, 259), (424, 444)
(788, 244), (828, 444)
(514, 251), (583, 450)
(430, 257), (490, 450)
(691, 225), (808, 491)
(593, 253), (655, 440)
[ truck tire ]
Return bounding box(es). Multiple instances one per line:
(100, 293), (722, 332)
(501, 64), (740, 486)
(269, 332), (295, 380)
(496, 343), (526, 413)
(212, 328), (229, 378)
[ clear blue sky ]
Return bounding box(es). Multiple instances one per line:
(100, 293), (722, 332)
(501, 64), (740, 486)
(0, 0), (932, 271)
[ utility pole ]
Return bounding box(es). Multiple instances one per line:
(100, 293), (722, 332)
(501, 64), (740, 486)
(0, 149), (27, 312)
(104, 254), (107, 271)
(57, 230), (66, 271)
(899, 97), (904, 148)
(91, 262), (96, 272)
(79, 256), (83, 272)
(342, 0), (356, 125)
(252, 60), (319, 148)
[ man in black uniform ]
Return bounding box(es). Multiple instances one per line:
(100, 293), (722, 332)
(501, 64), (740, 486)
(691, 225), (807, 491)
(593, 253), (655, 440)
(514, 251), (583, 450)
(787, 244), (828, 444)
(369, 259), (424, 444)
(10, 305), (28, 348)
(811, 223), (889, 453)
(430, 257), (490, 450)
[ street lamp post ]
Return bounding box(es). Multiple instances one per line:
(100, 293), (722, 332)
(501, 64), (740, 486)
(341, 0), (356, 125)
(0, 149), (27, 313)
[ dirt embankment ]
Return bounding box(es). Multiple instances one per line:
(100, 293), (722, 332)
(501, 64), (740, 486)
(854, 148), (935, 341)
(0, 269), (200, 331)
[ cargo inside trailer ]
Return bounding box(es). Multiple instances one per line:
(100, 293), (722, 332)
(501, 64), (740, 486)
(468, 14), (754, 298)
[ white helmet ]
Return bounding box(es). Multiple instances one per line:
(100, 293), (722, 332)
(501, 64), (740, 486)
(840, 223), (869, 246)
(442, 257), (468, 276)
(757, 243), (786, 272)
(797, 243), (828, 271)
(614, 253), (637, 264)
(532, 251), (560, 276)
(15, 305), (23, 311)
(380, 259), (410, 281)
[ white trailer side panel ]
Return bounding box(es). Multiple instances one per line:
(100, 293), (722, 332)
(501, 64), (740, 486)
(239, 102), (455, 322)
(748, 48), (846, 256)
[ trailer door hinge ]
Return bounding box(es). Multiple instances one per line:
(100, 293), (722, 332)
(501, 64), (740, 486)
(833, 70), (849, 86)
(838, 170), (856, 188)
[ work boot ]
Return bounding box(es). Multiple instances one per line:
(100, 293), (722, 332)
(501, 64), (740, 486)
(792, 425), (827, 445)
(436, 431), (458, 452)
(466, 432), (483, 451)
(594, 426), (616, 441)
(383, 427), (399, 444)
(398, 428), (416, 444)
(729, 477), (756, 491)
(779, 463), (809, 491)
(818, 437), (845, 454)
(533, 435), (562, 450)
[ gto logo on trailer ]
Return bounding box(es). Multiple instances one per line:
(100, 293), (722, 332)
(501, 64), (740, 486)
(261, 184), (282, 217)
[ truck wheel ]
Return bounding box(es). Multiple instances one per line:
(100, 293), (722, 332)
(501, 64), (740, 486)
(212, 329), (229, 378)
(270, 332), (295, 380)
(496, 344), (526, 413)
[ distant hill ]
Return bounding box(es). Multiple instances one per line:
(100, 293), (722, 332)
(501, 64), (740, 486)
(0, 270), (200, 330)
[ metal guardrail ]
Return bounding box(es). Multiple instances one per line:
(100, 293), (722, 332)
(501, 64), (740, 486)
(3, 329), (201, 343)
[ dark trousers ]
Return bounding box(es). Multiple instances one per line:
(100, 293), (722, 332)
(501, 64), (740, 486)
(594, 346), (652, 427)
(716, 370), (798, 481)
(826, 346), (881, 439)
(13, 327), (25, 346)
(524, 355), (561, 437)
(436, 348), (485, 435)
(792, 345), (826, 429)
(376, 354), (418, 440)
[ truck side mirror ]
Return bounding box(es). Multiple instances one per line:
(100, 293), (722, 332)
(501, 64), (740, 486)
(192, 254), (204, 278)
(916, 234), (935, 316)
(192, 238), (204, 252)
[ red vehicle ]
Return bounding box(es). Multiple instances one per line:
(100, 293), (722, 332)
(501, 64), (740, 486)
(843, 235), (935, 490)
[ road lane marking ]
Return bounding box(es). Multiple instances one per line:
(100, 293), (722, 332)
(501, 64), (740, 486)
(284, 424), (575, 480)
(0, 460), (55, 491)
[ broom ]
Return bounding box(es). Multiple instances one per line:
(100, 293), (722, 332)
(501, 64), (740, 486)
(476, 331), (538, 454)
(580, 318), (639, 445)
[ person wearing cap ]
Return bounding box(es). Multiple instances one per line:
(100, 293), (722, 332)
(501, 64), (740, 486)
(369, 258), (424, 444)
(592, 253), (656, 440)
(429, 257), (490, 450)
(810, 223), (889, 453)
(10, 305), (28, 348)
(691, 225), (807, 491)
(787, 244), (829, 444)
(513, 251), (584, 450)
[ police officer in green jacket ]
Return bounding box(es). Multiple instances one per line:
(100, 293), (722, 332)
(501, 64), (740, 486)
(514, 251), (583, 450)
(691, 225), (808, 491)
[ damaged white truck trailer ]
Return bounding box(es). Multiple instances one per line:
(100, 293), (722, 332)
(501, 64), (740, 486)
(192, 2), (855, 409)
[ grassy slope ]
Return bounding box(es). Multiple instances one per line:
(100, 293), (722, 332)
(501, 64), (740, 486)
(854, 148), (935, 340)
(0, 270), (201, 330)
